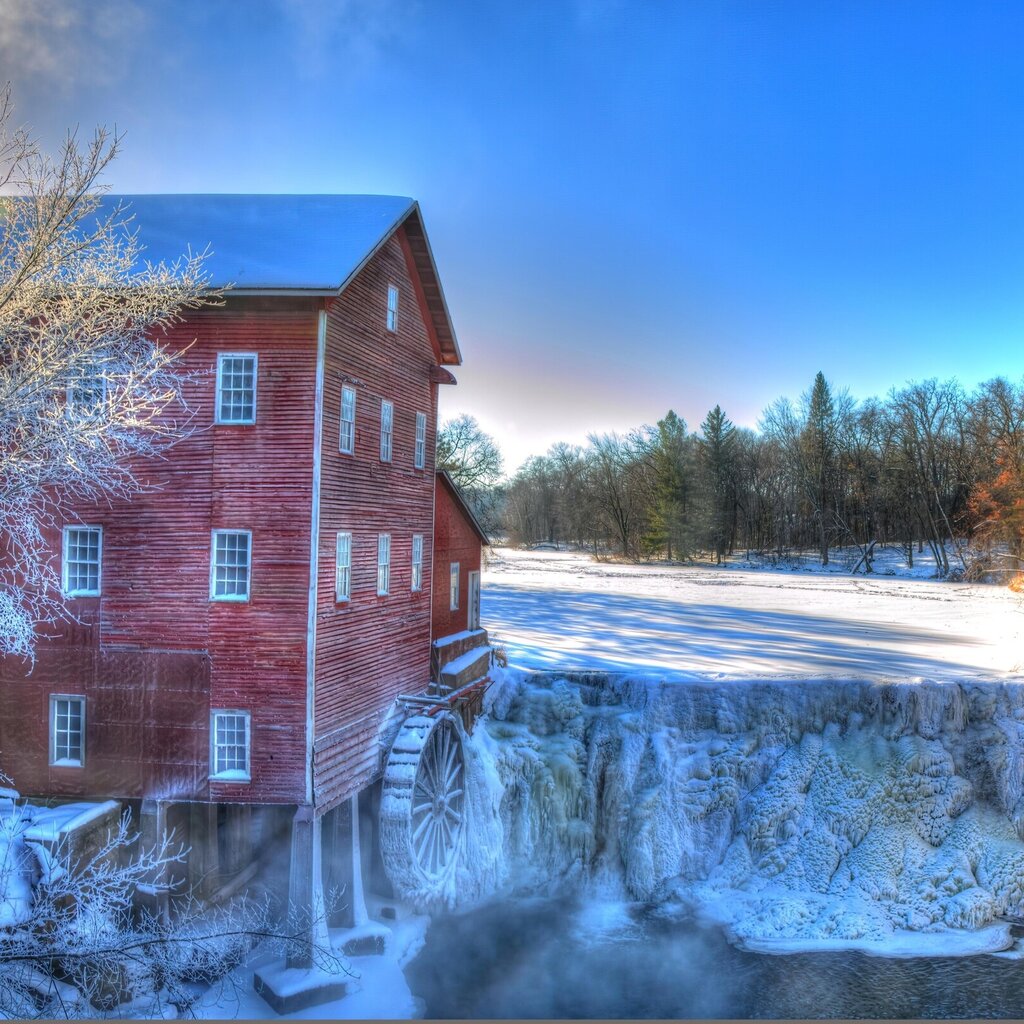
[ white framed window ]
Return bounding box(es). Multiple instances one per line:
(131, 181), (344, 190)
(377, 533), (391, 596)
(380, 400), (393, 462)
(411, 534), (423, 592)
(335, 532), (352, 602)
(386, 284), (399, 332)
(450, 561), (460, 611)
(340, 386), (356, 454)
(62, 526), (102, 597)
(210, 530), (252, 601)
(216, 353), (258, 425)
(414, 412), (427, 469)
(210, 709), (251, 782)
(67, 362), (107, 419)
(50, 695), (85, 767)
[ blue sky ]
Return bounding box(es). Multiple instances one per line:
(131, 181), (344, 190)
(7, 0), (1024, 470)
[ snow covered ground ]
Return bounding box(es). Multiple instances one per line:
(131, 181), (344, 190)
(482, 546), (1024, 679)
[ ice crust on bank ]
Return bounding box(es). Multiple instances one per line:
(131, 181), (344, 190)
(462, 669), (1024, 952)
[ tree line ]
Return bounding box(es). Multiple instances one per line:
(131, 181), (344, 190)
(452, 372), (1024, 580)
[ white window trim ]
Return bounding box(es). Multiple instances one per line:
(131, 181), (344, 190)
(215, 352), (259, 426)
(49, 694), (85, 768)
(209, 709), (251, 782)
(335, 531), (352, 602)
(450, 561), (460, 611)
(62, 525), (102, 597)
(209, 529), (253, 602)
(414, 412), (427, 470)
(66, 364), (107, 420)
(339, 385), (356, 455)
(377, 533), (391, 596)
(411, 534), (423, 592)
(380, 400), (393, 462)
(386, 283), (399, 332)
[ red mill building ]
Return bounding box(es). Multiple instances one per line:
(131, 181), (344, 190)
(0, 195), (492, 1007)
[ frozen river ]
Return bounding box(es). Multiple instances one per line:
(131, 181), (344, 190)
(482, 546), (1024, 679)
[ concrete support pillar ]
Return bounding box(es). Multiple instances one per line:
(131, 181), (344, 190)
(349, 793), (368, 927)
(223, 805), (252, 876)
(286, 805), (331, 969)
(188, 803), (220, 899)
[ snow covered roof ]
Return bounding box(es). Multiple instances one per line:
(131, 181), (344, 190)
(97, 194), (462, 363)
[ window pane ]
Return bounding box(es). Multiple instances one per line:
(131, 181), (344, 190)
(64, 527), (101, 595)
(217, 355), (257, 424)
(377, 534), (390, 595)
(336, 532), (352, 600)
(212, 532), (250, 599)
(412, 534), (423, 591)
(415, 412), (426, 469)
(52, 697), (84, 765)
(387, 284), (398, 331)
(340, 387), (356, 454)
(380, 401), (393, 461)
(68, 365), (106, 419)
(213, 711), (249, 776)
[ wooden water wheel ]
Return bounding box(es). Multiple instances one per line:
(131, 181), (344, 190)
(379, 712), (467, 898)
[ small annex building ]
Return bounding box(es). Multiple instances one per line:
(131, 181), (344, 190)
(432, 470), (489, 641)
(429, 471), (491, 716)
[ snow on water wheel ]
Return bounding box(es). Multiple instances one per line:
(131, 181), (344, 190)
(380, 712), (467, 900)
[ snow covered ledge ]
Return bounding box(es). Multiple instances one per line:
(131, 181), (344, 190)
(470, 670), (1024, 957)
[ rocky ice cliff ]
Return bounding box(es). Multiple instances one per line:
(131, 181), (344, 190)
(451, 670), (1024, 953)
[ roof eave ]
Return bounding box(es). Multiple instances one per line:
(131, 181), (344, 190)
(438, 470), (490, 546)
(401, 204), (462, 366)
(222, 287), (337, 297)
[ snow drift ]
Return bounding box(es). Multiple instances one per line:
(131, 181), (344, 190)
(457, 669), (1024, 953)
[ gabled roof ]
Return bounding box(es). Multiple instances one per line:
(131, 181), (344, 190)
(437, 470), (490, 546)
(97, 194), (461, 363)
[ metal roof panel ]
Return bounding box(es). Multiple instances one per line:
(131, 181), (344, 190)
(97, 194), (416, 290)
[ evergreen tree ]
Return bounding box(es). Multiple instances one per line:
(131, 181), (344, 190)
(698, 405), (737, 563)
(801, 371), (839, 565)
(645, 411), (692, 560)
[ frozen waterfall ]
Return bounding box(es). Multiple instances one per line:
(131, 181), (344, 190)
(450, 669), (1024, 954)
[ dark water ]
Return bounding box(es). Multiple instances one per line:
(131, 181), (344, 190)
(407, 897), (1024, 1019)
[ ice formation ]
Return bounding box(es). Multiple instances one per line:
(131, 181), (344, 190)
(457, 669), (1024, 952)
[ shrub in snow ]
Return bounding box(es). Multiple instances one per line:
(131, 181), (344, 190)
(0, 779), (344, 1018)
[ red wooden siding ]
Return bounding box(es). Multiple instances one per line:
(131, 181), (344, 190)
(0, 298), (318, 805)
(432, 475), (484, 641)
(313, 229), (439, 811)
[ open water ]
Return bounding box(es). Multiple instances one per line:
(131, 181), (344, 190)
(407, 897), (1024, 1019)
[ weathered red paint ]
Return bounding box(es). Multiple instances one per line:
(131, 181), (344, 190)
(0, 297), (318, 804)
(313, 229), (439, 811)
(431, 473), (486, 642)
(0, 215), (458, 813)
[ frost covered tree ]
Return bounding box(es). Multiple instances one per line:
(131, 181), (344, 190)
(887, 379), (971, 576)
(436, 413), (503, 491)
(0, 782), (346, 1018)
(588, 431), (653, 559)
(0, 87), (213, 659)
(436, 413), (504, 531)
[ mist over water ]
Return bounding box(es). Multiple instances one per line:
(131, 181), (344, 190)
(409, 897), (1024, 1019)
